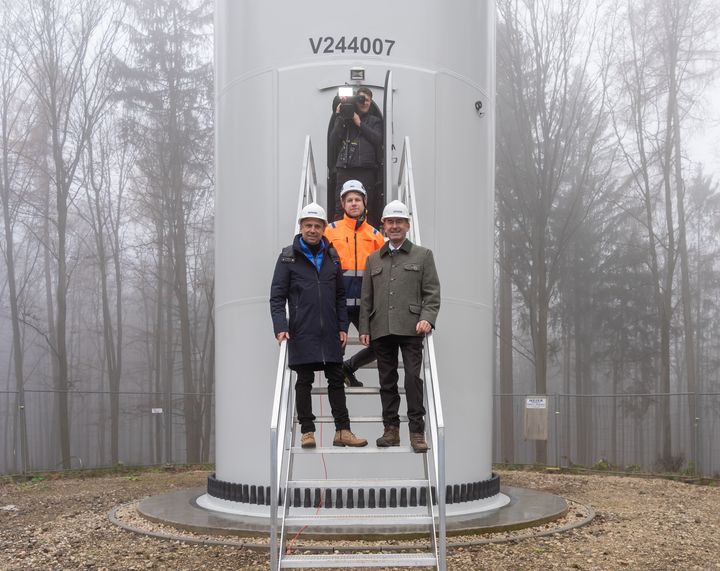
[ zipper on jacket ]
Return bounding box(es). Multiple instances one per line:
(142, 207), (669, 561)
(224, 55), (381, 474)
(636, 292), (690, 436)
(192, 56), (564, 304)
(317, 263), (326, 364)
(354, 230), (358, 276)
(301, 243), (327, 365)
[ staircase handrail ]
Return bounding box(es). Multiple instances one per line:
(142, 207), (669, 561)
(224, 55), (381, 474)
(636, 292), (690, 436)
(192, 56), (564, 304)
(294, 135), (318, 233)
(270, 340), (289, 571)
(272, 135), (445, 570)
(271, 135), (319, 570)
(397, 136), (447, 570)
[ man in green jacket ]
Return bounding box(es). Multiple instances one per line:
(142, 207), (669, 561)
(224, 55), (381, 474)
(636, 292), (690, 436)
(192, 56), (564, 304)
(359, 200), (441, 453)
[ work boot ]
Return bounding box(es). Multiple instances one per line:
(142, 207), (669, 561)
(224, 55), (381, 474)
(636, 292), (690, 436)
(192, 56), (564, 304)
(410, 432), (429, 453)
(301, 432), (316, 449)
(376, 425), (401, 447)
(333, 429), (368, 447)
(342, 361), (364, 387)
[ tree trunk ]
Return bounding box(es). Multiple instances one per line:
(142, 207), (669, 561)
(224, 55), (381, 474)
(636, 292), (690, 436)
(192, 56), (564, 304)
(40, 144), (62, 468)
(573, 258), (589, 466)
(163, 245), (175, 464)
(533, 284), (549, 465)
(0, 100), (29, 474)
(200, 290), (215, 463)
(498, 211), (514, 464)
(665, 11), (697, 468)
(172, 209), (200, 463)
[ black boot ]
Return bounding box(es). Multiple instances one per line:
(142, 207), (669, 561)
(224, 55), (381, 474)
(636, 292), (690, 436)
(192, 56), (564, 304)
(342, 361), (364, 387)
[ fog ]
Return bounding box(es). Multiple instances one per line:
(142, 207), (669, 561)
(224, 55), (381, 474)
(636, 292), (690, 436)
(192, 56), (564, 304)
(1, 0), (719, 478)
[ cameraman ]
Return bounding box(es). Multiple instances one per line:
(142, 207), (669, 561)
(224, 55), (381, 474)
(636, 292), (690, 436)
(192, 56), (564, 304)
(329, 86), (383, 227)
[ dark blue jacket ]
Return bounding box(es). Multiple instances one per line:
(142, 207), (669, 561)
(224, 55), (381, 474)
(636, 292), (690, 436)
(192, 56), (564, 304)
(270, 235), (348, 367)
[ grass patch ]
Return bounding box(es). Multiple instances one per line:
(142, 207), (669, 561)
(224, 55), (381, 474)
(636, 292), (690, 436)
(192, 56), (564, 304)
(2, 463), (214, 485)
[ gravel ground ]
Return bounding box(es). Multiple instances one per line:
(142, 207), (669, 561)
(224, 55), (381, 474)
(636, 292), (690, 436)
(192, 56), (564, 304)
(1, 466), (719, 570)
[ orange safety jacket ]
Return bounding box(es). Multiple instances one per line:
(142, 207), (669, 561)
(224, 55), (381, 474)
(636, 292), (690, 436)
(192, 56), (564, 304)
(325, 214), (385, 307)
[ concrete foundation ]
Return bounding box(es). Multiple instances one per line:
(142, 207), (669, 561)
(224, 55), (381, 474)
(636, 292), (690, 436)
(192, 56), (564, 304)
(136, 486), (568, 539)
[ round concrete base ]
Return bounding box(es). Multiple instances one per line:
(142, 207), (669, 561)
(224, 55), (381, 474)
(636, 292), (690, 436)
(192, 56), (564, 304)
(137, 486), (567, 539)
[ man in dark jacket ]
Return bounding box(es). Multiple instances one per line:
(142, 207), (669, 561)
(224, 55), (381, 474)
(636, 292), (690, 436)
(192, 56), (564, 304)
(359, 201), (441, 453)
(270, 203), (368, 449)
(329, 86), (383, 226)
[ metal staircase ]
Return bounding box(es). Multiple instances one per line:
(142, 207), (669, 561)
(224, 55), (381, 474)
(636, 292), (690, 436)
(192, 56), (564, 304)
(270, 137), (446, 570)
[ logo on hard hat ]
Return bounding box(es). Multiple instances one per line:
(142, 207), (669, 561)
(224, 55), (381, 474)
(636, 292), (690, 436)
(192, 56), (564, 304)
(298, 202), (328, 223)
(340, 179), (367, 199)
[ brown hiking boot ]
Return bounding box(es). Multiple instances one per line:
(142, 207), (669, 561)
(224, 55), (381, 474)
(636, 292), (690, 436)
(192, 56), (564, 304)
(333, 429), (368, 447)
(376, 426), (401, 447)
(301, 432), (316, 449)
(410, 432), (428, 453)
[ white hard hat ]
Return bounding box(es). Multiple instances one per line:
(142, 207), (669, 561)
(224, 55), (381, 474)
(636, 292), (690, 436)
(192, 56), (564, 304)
(381, 200), (411, 222)
(340, 179), (367, 200)
(298, 202), (328, 224)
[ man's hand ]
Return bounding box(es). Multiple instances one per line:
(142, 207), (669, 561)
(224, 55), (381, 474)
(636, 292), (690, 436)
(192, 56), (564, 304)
(339, 331), (348, 348)
(360, 334), (371, 347)
(352, 112), (361, 127)
(276, 331), (289, 344)
(416, 320), (432, 335)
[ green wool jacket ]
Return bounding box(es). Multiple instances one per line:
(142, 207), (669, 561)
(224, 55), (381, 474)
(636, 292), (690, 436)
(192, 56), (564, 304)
(359, 239), (441, 339)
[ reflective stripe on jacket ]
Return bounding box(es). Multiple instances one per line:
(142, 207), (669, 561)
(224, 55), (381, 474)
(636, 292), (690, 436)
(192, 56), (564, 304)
(325, 214), (385, 306)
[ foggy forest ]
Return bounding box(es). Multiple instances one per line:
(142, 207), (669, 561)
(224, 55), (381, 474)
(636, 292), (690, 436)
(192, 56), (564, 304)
(1, 0), (719, 478)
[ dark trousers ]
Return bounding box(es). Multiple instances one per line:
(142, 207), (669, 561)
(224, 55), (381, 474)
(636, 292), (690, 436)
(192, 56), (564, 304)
(345, 307), (376, 371)
(293, 363), (350, 433)
(335, 168), (381, 228)
(371, 335), (426, 433)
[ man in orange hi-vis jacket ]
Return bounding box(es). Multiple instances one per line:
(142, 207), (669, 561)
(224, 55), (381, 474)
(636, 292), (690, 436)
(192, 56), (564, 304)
(325, 180), (385, 387)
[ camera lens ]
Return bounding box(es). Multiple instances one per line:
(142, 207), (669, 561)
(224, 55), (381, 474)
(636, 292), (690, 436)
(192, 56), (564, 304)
(357, 96), (366, 104)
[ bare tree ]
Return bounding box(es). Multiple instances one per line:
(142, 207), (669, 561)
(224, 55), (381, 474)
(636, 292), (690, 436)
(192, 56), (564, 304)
(659, 0), (718, 469)
(118, 0), (213, 463)
(608, 0), (718, 467)
(15, 0), (122, 468)
(497, 0), (608, 463)
(496, 208), (514, 463)
(0, 15), (36, 474)
(82, 116), (132, 465)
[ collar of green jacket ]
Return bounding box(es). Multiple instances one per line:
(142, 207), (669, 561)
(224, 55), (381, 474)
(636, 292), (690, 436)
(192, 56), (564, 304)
(380, 238), (413, 256)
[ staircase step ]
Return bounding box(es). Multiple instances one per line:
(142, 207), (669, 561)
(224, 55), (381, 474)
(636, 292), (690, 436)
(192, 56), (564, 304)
(358, 362), (403, 369)
(304, 415), (408, 423)
(283, 512), (434, 527)
(280, 552), (437, 568)
(292, 446), (420, 454)
(312, 387), (405, 395)
(287, 478), (429, 488)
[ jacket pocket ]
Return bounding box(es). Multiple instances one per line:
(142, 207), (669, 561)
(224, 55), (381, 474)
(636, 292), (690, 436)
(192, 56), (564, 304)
(409, 304), (422, 315)
(404, 263), (421, 272)
(371, 266), (383, 277)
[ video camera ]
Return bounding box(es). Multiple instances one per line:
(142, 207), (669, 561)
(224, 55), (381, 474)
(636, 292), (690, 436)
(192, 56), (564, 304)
(337, 87), (368, 120)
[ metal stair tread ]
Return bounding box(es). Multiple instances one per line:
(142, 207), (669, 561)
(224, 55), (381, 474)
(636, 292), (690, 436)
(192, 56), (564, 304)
(311, 387), (405, 395)
(291, 445), (422, 454)
(358, 362), (403, 369)
(287, 478), (429, 488)
(280, 552), (437, 568)
(303, 415), (408, 423)
(283, 513), (434, 525)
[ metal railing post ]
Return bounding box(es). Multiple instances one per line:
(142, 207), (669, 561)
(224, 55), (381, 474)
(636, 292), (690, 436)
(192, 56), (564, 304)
(554, 392), (560, 468)
(269, 339), (288, 571)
